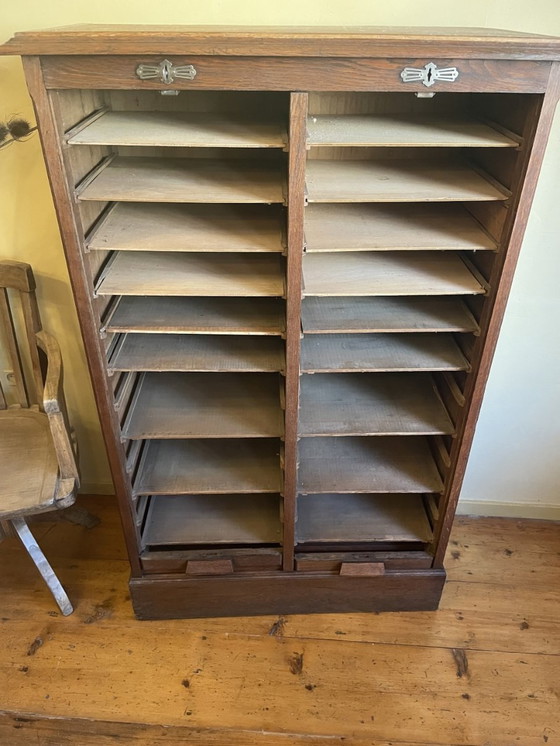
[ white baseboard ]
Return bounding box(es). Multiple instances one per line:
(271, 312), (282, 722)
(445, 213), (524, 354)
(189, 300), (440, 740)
(78, 482), (115, 496)
(457, 499), (560, 521)
(75, 487), (560, 521)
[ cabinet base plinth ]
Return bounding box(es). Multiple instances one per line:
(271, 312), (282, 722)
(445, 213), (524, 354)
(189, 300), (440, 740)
(130, 568), (446, 620)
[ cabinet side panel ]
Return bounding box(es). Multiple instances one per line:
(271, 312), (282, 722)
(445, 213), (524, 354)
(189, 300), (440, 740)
(21, 55), (141, 574)
(433, 63), (560, 565)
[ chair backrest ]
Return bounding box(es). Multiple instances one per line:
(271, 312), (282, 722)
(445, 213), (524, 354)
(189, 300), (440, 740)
(0, 261), (44, 410)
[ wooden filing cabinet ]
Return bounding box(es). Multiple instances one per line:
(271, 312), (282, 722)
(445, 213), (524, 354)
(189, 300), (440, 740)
(2, 25), (559, 618)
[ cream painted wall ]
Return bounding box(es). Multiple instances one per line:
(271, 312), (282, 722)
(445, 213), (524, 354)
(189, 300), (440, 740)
(1, 1), (559, 513)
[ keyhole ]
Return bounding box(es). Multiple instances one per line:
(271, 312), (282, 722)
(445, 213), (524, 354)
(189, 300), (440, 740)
(426, 67), (433, 83)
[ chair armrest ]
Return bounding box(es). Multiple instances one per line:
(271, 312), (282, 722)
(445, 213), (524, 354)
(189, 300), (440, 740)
(36, 330), (80, 486)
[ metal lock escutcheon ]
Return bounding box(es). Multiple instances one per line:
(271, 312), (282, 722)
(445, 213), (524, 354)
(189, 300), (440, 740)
(136, 58), (197, 84)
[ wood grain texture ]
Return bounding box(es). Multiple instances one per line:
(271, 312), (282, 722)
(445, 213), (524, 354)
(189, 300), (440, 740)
(298, 372), (454, 436)
(37, 56), (554, 95)
(20, 57), (143, 573)
(104, 296), (285, 335)
(298, 436), (443, 493)
(14, 28), (560, 623)
(132, 569), (445, 618)
(143, 494), (282, 546)
(141, 547), (283, 574)
(96, 252), (285, 297)
(134, 439), (283, 495)
(0, 497), (559, 743)
(88, 203), (285, 253)
(78, 157), (285, 204)
(122, 372), (284, 439)
(296, 493), (432, 543)
(306, 159), (509, 202)
(108, 334), (285, 373)
(301, 297), (479, 334)
(4, 25), (560, 59)
(433, 64), (560, 566)
(282, 92), (308, 570)
(307, 114), (518, 147)
(0, 410), (59, 518)
(302, 252), (485, 296)
(304, 203), (497, 252)
(300, 333), (469, 372)
(68, 111), (287, 148)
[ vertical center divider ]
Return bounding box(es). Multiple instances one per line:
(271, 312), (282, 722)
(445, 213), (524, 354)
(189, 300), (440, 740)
(283, 92), (308, 571)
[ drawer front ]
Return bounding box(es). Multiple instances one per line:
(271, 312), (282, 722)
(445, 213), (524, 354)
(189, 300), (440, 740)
(295, 551), (433, 572)
(141, 549), (283, 575)
(41, 55), (552, 93)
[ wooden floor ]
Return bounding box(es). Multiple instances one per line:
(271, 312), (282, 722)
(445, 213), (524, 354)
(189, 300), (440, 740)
(0, 496), (559, 746)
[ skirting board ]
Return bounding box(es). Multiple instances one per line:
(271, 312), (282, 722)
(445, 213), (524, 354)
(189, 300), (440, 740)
(457, 499), (560, 521)
(79, 489), (560, 521)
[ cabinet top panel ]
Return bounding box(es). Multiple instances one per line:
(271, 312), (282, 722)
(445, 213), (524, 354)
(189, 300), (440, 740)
(2, 25), (560, 59)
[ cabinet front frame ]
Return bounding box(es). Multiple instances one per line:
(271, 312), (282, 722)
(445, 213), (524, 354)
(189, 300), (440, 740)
(19, 45), (560, 613)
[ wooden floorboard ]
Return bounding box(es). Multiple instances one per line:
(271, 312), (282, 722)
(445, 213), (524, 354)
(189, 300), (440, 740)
(0, 496), (559, 746)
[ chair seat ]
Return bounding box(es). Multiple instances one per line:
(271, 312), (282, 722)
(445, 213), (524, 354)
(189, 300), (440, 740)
(0, 408), (62, 519)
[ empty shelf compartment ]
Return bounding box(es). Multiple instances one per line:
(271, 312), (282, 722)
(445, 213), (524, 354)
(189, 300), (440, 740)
(108, 334), (285, 373)
(96, 252), (285, 297)
(299, 373), (454, 436)
(301, 297), (479, 334)
(134, 439), (283, 495)
(300, 333), (469, 372)
(296, 493), (433, 544)
(302, 252), (485, 296)
(68, 111), (287, 148)
(78, 157), (285, 203)
(305, 159), (509, 203)
(304, 204), (497, 252)
(88, 203), (285, 253)
(122, 372), (284, 439)
(104, 297), (285, 335)
(306, 114), (518, 148)
(143, 494), (282, 547)
(298, 436), (443, 494)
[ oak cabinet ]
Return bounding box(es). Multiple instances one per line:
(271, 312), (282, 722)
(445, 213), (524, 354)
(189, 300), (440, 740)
(4, 25), (559, 618)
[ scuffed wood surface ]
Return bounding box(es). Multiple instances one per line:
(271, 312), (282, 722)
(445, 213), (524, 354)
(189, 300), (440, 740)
(0, 496), (559, 745)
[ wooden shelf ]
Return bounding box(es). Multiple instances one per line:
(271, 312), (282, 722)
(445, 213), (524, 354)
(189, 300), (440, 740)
(296, 493), (433, 544)
(298, 436), (443, 494)
(299, 373), (453, 436)
(305, 159), (509, 202)
(108, 334), (284, 373)
(104, 297), (285, 335)
(301, 297), (479, 334)
(143, 494), (282, 547)
(301, 333), (469, 372)
(134, 439), (283, 495)
(68, 111), (287, 148)
(78, 157), (285, 203)
(88, 203), (285, 253)
(303, 253), (485, 297)
(122, 372), (284, 439)
(96, 252), (285, 297)
(304, 204), (496, 252)
(306, 115), (518, 148)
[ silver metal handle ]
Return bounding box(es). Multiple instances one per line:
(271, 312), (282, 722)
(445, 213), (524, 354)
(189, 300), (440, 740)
(400, 62), (459, 88)
(136, 59), (197, 84)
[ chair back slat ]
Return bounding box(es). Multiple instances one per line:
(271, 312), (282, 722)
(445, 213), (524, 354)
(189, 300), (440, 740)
(0, 378), (6, 409)
(20, 287), (44, 407)
(0, 288), (29, 408)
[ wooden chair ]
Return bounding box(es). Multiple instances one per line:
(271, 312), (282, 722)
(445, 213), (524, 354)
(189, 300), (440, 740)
(0, 260), (80, 615)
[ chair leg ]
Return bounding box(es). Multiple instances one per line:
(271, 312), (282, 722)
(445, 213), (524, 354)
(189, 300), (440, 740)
(11, 517), (74, 616)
